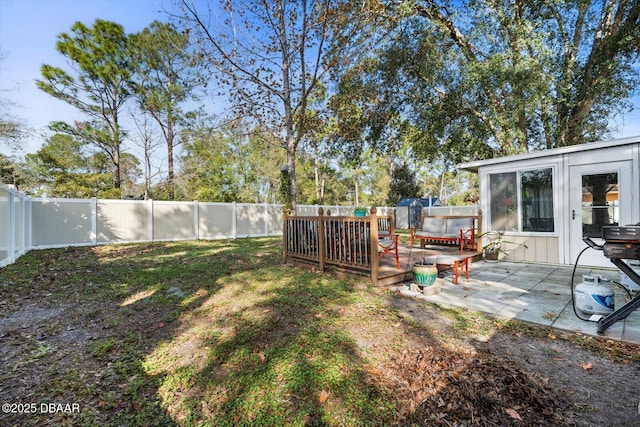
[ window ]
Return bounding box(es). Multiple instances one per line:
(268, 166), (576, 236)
(489, 172), (517, 231)
(489, 168), (554, 232)
(521, 169), (554, 232)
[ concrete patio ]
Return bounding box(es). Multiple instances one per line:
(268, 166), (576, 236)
(392, 259), (640, 344)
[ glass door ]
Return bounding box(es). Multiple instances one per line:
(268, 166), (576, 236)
(570, 162), (631, 267)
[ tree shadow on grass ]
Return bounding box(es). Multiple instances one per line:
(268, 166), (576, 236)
(0, 240), (264, 426)
(143, 266), (397, 426)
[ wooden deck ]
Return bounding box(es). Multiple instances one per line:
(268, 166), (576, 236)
(282, 207), (481, 286)
(287, 240), (480, 286)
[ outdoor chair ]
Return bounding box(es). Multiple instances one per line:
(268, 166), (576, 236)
(378, 231), (400, 269)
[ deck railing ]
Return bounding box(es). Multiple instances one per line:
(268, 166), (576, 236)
(283, 207), (394, 283)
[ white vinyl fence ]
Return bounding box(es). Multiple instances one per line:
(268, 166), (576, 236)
(30, 198), (284, 249)
(0, 183), (475, 268)
(0, 185), (397, 268)
(0, 185), (31, 267)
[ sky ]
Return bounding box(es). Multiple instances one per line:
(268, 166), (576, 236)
(1, 0), (640, 159)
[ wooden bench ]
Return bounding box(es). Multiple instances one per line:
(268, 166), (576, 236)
(410, 213), (481, 253)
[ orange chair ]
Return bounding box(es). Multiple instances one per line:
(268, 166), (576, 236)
(378, 232), (400, 269)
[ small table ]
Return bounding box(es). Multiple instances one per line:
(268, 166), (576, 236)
(425, 255), (470, 284)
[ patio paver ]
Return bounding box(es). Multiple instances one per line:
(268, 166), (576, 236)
(393, 258), (640, 344)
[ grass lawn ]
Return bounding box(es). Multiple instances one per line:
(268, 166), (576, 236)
(1, 237), (637, 426)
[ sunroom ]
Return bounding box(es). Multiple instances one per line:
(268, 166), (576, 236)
(458, 136), (640, 268)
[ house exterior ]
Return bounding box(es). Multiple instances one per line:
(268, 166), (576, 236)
(458, 136), (640, 268)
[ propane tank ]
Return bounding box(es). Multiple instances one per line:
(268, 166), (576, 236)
(574, 274), (614, 315)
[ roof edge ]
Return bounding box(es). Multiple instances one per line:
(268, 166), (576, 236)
(457, 135), (640, 173)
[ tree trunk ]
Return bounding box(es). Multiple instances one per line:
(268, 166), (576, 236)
(287, 146), (297, 214)
(167, 121), (175, 200)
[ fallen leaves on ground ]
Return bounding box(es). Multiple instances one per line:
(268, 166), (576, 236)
(580, 362), (593, 370)
(376, 345), (568, 426)
(318, 389), (330, 404)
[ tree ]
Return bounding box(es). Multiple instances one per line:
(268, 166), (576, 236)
(335, 0), (639, 160)
(130, 110), (163, 200)
(36, 20), (133, 192)
(24, 133), (118, 198)
(411, 0), (640, 151)
(0, 153), (22, 187)
(0, 99), (28, 152)
(178, 0), (357, 213)
(129, 21), (202, 200)
(178, 121), (286, 203)
(1, 53), (29, 152)
(387, 162), (420, 206)
(539, 0), (640, 146)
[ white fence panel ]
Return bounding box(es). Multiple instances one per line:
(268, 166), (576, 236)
(295, 205), (318, 216)
(0, 187), (10, 266)
(97, 199), (151, 243)
(198, 203), (235, 239)
(236, 203), (268, 237)
(31, 198), (94, 248)
(0, 191), (403, 268)
(267, 204), (283, 235)
(0, 185), (32, 267)
(153, 201), (197, 241)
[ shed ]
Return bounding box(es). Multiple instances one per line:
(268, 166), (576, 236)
(395, 197), (442, 229)
(458, 136), (640, 267)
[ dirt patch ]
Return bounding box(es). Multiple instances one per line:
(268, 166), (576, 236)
(388, 295), (640, 426)
(481, 333), (640, 426)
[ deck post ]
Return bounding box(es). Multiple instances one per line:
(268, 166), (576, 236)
(318, 207), (325, 272)
(370, 206), (379, 284)
(390, 210), (396, 234)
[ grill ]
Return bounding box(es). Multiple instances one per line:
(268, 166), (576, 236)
(587, 225), (640, 333)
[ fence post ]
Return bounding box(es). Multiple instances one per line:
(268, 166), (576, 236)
(318, 207), (325, 272)
(232, 202), (237, 239)
(18, 191), (25, 258)
(264, 203), (268, 236)
(26, 195), (32, 253)
(148, 199), (154, 242)
(8, 186), (15, 264)
(91, 198), (97, 245)
(370, 206), (379, 284)
(194, 201), (199, 240)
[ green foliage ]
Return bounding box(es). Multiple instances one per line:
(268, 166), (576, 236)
(36, 19), (133, 189)
(333, 0), (640, 161)
(129, 21), (203, 199)
(24, 133), (119, 198)
(387, 162), (420, 206)
(0, 154), (21, 187)
(279, 168), (291, 208)
(179, 122), (286, 203)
